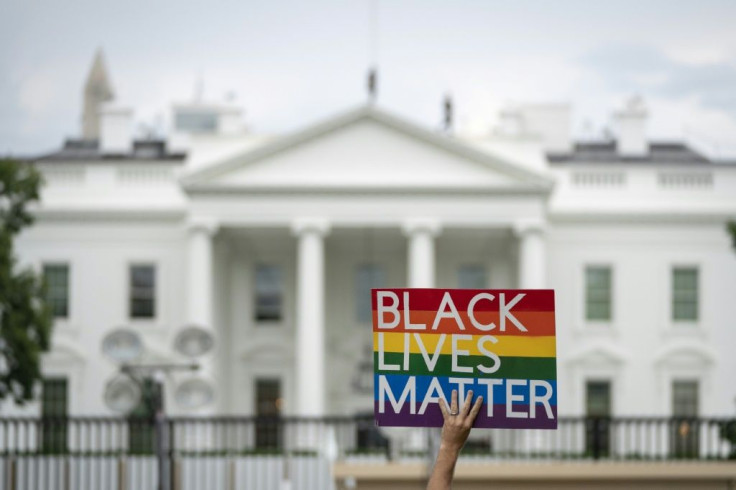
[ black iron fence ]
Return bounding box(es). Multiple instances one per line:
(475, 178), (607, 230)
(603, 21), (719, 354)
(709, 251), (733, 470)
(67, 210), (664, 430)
(0, 416), (734, 489)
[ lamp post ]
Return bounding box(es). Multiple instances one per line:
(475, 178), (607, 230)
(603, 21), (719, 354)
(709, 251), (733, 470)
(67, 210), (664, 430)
(102, 326), (214, 490)
(119, 362), (198, 490)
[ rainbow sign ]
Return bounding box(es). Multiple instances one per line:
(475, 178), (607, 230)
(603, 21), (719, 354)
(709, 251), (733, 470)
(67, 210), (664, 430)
(372, 288), (557, 429)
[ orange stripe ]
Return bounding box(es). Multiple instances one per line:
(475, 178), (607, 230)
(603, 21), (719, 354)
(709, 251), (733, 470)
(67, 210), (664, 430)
(372, 310), (555, 336)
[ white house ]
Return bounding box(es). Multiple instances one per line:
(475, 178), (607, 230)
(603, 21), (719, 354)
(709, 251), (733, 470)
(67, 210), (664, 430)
(8, 52), (736, 430)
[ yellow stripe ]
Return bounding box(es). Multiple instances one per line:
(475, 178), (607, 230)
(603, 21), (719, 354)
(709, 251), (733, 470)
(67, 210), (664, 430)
(373, 332), (556, 358)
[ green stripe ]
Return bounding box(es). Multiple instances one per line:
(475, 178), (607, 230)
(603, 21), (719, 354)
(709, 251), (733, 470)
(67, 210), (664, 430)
(374, 353), (556, 379)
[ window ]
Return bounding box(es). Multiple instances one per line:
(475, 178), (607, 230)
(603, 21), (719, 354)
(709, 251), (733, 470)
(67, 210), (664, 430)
(585, 380), (611, 457)
(672, 381), (698, 417)
(585, 266), (612, 321)
(672, 267), (698, 321)
(174, 110), (218, 133)
(43, 264), (69, 318)
(586, 381), (611, 417)
(356, 264), (385, 323)
(255, 378), (282, 449)
(671, 380), (699, 457)
(457, 265), (486, 289)
(130, 265), (156, 319)
(255, 264), (283, 322)
(41, 377), (68, 453)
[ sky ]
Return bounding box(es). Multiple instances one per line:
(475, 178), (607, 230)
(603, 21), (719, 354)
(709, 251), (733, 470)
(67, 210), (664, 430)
(2, 0), (736, 158)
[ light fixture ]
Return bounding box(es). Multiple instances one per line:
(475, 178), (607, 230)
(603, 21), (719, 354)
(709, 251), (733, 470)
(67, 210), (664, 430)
(102, 328), (143, 363)
(174, 326), (214, 358)
(175, 378), (215, 409)
(104, 376), (141, 413)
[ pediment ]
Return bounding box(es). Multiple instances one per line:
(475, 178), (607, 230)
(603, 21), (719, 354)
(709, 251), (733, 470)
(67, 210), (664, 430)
(43, 338), (87, 365)
(567, 343), (628, 366)
(653, 340), (717, 367)
(181, 107), (552, 192)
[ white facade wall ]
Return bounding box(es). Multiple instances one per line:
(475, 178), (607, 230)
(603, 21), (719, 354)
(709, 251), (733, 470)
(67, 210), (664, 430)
(7, 110), (736, 421)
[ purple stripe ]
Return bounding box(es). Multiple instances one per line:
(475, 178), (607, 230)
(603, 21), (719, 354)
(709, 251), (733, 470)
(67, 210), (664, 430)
(375, 402), (557, 429)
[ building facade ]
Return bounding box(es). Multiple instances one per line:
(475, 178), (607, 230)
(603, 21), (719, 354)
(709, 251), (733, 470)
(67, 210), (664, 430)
(6, 58), (736, 426)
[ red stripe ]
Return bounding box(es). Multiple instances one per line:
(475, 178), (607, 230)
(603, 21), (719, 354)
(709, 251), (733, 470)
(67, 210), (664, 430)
(371, 310), (555, 335)
(371, 289), (555, 312)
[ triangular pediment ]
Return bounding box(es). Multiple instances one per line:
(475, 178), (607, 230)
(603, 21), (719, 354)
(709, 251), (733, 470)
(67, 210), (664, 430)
(568, 343), (628, 366)
(181, 106), (552, 192)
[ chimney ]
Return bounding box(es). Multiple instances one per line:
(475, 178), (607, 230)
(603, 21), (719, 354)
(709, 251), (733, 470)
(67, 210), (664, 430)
(100, 103), (133, 155)
(615, 96), (648, 157)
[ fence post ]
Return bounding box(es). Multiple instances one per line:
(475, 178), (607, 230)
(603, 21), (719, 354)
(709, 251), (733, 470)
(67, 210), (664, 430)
(229, 458), (236, 490)
(64, 456), (71, 490)
(7, 456), (16, 490)
(118, 456), (127, 490)
(170, 457), (181, 490)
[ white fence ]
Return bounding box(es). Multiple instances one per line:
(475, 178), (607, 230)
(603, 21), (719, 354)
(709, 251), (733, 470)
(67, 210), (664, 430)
(1, 455), (335, 490)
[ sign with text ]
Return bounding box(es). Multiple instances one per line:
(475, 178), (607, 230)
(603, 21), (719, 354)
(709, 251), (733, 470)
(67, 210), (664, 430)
(372, 288), (557, 429)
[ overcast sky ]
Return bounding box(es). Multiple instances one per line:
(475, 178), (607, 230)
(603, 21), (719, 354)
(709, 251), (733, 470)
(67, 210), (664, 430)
(2, 0), (736, 158)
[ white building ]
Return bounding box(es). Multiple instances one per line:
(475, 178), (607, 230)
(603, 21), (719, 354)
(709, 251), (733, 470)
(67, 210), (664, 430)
(9, 53), (736, 427)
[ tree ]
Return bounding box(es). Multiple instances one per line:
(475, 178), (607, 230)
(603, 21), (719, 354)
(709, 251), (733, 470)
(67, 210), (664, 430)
(0, 158), (52, 403)
(728, 221), (736, 251)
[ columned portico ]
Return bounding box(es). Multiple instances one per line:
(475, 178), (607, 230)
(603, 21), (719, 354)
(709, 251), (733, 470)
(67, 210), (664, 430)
(293, 219), (331, 416)
(515, 221), (546, 288)
(403, 220), (442, 288)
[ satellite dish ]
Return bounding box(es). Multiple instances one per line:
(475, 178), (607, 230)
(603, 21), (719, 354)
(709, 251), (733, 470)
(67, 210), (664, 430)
(175, 378), (215, 409)
(102, 328), (143, 362)
(104, 377), (141, 414)
(174, 326), (214, 358)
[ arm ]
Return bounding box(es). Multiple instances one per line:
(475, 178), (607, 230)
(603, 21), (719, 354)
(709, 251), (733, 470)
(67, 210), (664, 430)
(427, 389), (483, 490)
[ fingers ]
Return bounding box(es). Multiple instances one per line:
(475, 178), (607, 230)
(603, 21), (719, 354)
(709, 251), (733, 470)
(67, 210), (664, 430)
(462, 390), (474, 415)
(469, 395), (484, 422)
(450, 389), (458, 414)
(439, 395), (450, 420)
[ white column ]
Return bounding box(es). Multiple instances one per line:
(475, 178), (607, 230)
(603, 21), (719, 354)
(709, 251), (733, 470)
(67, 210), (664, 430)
(185, 219), (218, 412)
(514, 223), (548, 452)
(403, 220), (442, 288)
(187, 220), (218, 327)
(515, 221), (546, 288)
(292, 219), (331, 416)
(402, 220), (441, 456)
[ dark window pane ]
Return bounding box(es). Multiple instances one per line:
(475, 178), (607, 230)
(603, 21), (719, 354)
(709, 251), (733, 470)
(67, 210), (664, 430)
(458, 265), (486, 289)
(41, 378), (68, 453)
(585, 267), (612, 321)
(356, 264), (385, 323)
(130, 265), (156, 319)
(255, 378), (282, 450)
(43, 264), (69, 318)
(672, 268), (698, 321)
(673, 381), (698, 417)
(585, 380), (611, 457)
(255, 265), (283, 322)
(174, 111), (218, 133)
(671, 380), (699, 457)
(586, 381), (611, 417)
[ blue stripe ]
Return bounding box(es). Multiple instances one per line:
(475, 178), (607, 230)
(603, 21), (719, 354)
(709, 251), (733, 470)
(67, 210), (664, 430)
(374, 374), (557, 406)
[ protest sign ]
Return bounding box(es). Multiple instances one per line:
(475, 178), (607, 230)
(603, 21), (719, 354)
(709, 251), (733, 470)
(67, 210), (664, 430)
(373, 288), (556, 429)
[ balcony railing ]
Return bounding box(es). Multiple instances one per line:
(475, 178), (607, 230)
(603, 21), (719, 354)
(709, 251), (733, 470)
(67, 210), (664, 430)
(0, 416), (734, 490)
